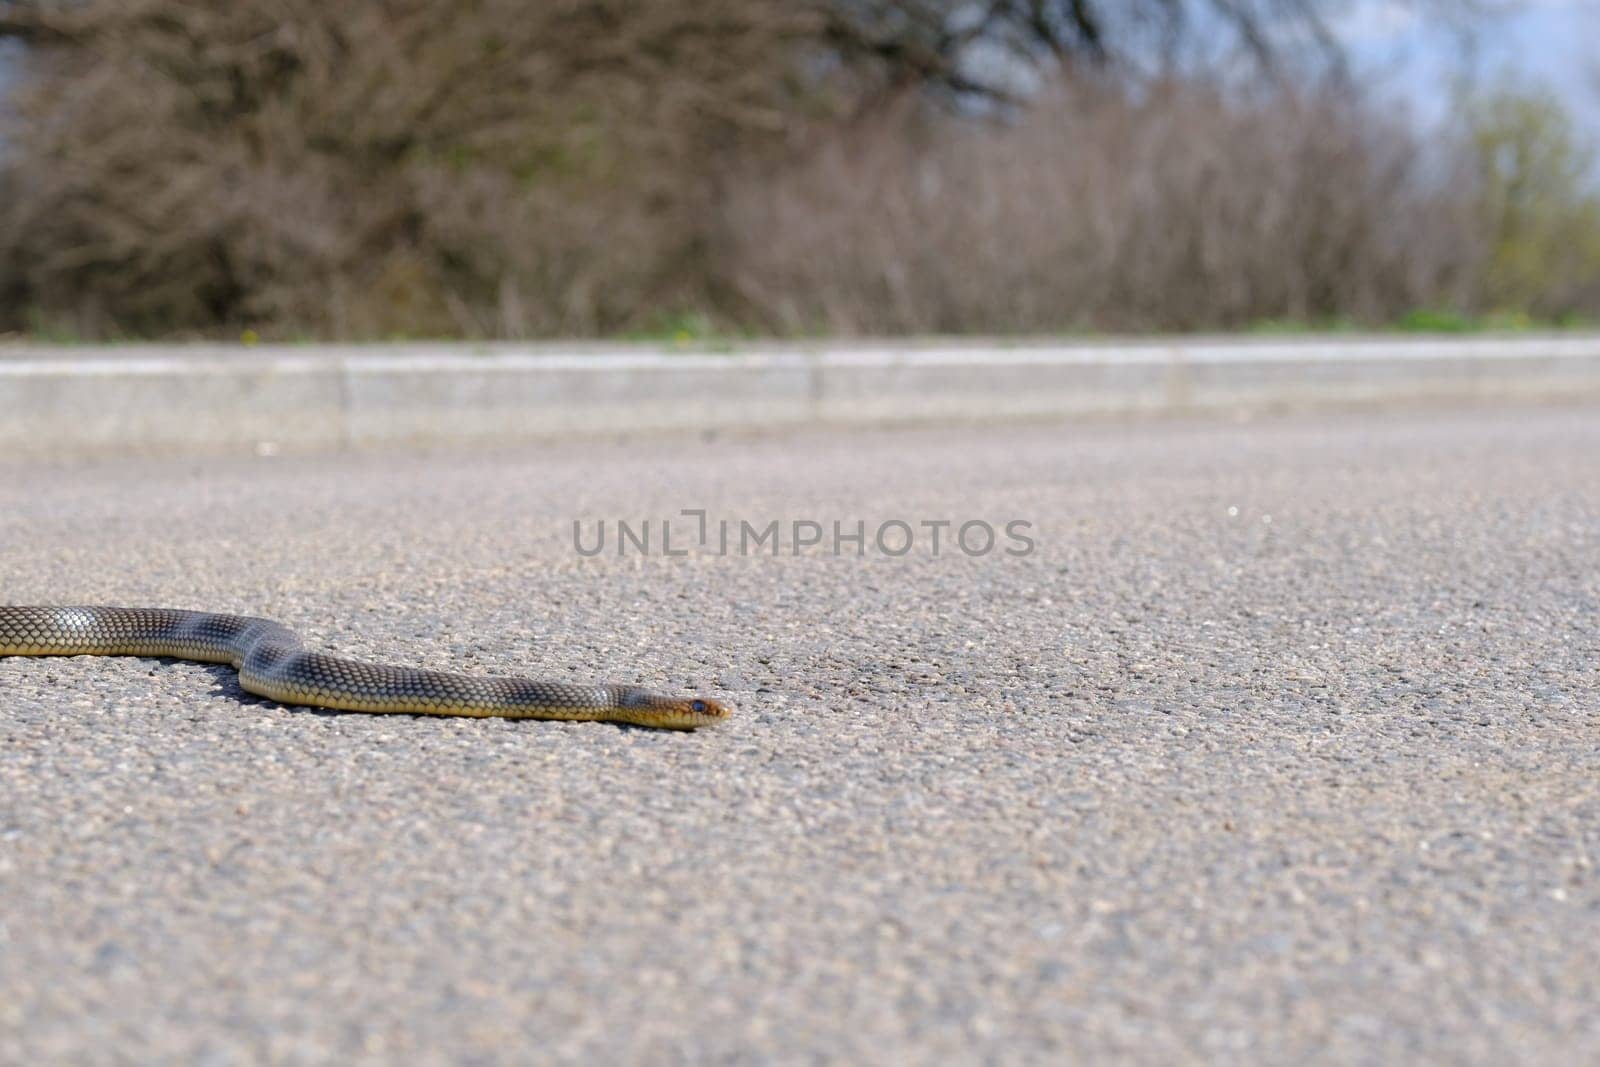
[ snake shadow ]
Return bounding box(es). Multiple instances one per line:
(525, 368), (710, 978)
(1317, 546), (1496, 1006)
(184, 661), (346, 719)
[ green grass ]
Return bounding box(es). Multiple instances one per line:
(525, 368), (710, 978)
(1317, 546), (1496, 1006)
(1396, 308), (1478, 333)
(10, 304), (1597, 346)
(1243, 309), (1596, 336)
(619, 310), (751, 351)
(1245, 317), (1362, 335)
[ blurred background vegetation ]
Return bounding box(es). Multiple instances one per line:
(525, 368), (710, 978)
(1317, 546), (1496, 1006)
(0, 0), (1596, 341)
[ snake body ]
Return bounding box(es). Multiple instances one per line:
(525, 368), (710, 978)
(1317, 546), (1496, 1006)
(0, 606), (730, 729)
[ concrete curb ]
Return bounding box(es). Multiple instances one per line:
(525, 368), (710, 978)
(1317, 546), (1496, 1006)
(3, 335), (1598, 455)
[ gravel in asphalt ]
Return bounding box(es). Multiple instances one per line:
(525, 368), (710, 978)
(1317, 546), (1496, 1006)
(1, 406), (1598, 1063)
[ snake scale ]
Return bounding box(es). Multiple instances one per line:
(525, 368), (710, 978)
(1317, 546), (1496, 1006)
(0, 606), (731, 729)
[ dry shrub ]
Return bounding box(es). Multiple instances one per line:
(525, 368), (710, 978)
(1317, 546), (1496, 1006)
(716, 80), (1489, 334)
(0, 0), (827, 337)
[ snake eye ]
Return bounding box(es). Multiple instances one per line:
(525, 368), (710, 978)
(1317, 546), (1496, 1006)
(691, 700), (708, 713)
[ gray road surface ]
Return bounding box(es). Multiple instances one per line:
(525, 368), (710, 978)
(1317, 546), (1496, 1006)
(2, 406), (1597, 1064)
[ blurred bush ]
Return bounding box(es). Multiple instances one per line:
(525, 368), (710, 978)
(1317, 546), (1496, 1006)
(1465, 86), (1600, 320)
(0, 1), (1595, 338)
(0, 0), (834, 337)
(716, 83), (1489, 333)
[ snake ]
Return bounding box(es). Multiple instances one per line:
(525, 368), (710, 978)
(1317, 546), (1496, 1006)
(0, 606), (731, 729)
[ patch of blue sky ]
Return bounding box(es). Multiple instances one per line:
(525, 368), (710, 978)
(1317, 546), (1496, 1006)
(1340, 0), (1598, 142)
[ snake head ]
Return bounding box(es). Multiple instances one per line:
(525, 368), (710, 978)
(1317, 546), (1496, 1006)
(616, 687), (733, 729)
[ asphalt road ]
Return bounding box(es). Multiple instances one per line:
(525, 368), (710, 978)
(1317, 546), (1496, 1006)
(2, 406), (1597, 1064)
